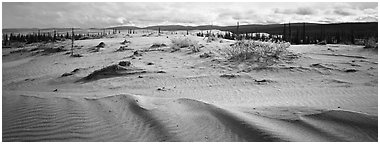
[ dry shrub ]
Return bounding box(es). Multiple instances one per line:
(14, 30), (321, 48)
(10, 48), (28, 54)
(116, 45), (132, 52)
(121, 39), (131, 45)
(42, 46), (67, 54)
(206, 35), (218, 43)
(317, 40), (327, 45)
(226, 40), (291, 66)
(96, 42), (105, 48)
(71, 53), (83, 57)
(189, 45), (200, 53)
(79, 63), (146, 82)
(364, 37), (378, 49)
(170, 37), (200, 52)
(150, 43), (167, 48)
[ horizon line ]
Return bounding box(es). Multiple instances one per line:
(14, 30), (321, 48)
(2, 21), (378, 30)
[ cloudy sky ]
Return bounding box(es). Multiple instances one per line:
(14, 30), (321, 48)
(2, 2), (378, 28)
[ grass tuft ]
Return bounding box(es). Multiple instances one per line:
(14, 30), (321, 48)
(225, 40), (291, 66)
(170, 37), (200, 53)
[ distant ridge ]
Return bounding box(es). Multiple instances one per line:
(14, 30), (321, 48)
(3, 22), (377, 35)
(107, 22), (378, 35)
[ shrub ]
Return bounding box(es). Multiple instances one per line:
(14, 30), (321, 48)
(170, 37), (199, 52)
(206, 35), (218, 43)
(226, 40), (290, 66)
(10, 48), (28, 54)
(121, 39), (131, 45)
(116, 46), (132, 52)
(364, 37), (378, 49)
(317, 40), (327, 45)
(119, 61), (131, 67)
(200, 52), (212, 58)
(71, 53), (83, 57)
(150, 43), (167, 48)
(96, 42), (105, 48)
(43, 46), (67, 54)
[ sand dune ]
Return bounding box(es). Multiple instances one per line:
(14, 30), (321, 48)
(3, 34), (377, 142)
(2, 94), (377, 142)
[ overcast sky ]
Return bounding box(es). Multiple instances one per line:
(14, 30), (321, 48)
(2, 2), (378, 28)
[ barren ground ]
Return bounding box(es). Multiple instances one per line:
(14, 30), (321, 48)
(2, 32), (378, 142)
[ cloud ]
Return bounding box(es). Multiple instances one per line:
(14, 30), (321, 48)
(274, 7), (317, 15)
(295, 7), (317, 15)
(334, 8), (356, 16)
(2, 2), (378, 28)
(355, 16), (378, 22)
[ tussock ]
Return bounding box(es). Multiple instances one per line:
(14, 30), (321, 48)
(79, 63), (146, 82)
(226, 40), (291, 66)
(364, 37), (378, 49)
(170, 37), (200, 52)
(116, 46), (133, 52)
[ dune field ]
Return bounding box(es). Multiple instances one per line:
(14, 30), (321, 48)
(2, 31), (378, 142)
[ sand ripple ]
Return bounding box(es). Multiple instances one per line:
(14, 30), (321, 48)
(3, 94), (377, 142)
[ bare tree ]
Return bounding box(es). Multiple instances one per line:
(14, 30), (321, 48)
(71, 28), (74, 56)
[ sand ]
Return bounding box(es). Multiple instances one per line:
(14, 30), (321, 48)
(2, 32), (378, 142)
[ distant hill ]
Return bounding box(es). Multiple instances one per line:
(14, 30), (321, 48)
(134, 22), (378, 34)
(2, 22), (377, 45)
(105, 26), (140, 30)
(220, 22), (378, 35)
(106, 22), (377, 34)
(3, 22), (377, 37)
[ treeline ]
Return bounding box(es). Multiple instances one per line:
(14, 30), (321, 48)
(279, 23), (377, 45)
(195, 22), (377, 45)
(2, 28), (121, 46)
(196, 31), (283, 42)
(223, 22), (377, 45)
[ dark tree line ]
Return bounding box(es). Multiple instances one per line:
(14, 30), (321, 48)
(195, 22), (377, 46)
(196, 31), (283, 42)
(274, 22), (376, 45)
(3, 30), (111, 46)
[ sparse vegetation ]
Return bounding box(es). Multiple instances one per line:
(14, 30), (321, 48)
(170, 37), (200, 52)
(96, 42), (105, 48)
(150, 43), (167, 48)
(200, 52), (212, 58)
(42, 46), (67, 54)
(10, 48), (28, 54)
(119, 61), (131, 67)
(226, 40), (291, 66)
(189, 45), (200, 53)
(364, 37), (378, 49)
(70, 53), (83, 57)
(116, 45), (132, 52)
(206, 35), (218, 43)
(120, 39), (131, 45)
(317, 40), (327, 45)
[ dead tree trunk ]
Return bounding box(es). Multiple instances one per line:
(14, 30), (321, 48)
(288, 22), (292, 44)
(303, 22), (306, 44)
(71, 28), (74, 56)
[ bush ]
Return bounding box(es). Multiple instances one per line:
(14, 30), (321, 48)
(317, 40), (327, 45)
(121, 39), (131, 45)
(150, 43), (167, 48)
(71, 53), (83, 57)
(364, 37), (378, 49)
(206, 35), (218, 43)
(42, 46), (67, 54)
(96, 42), (105, 48)
(10, 48), (28, 54)
(226, 40), (290, 66)
(200, 52), (212, 58)
(115, 46), (132, 52)
(119, 61), (131, 67)
(170, 37), (199, 52)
